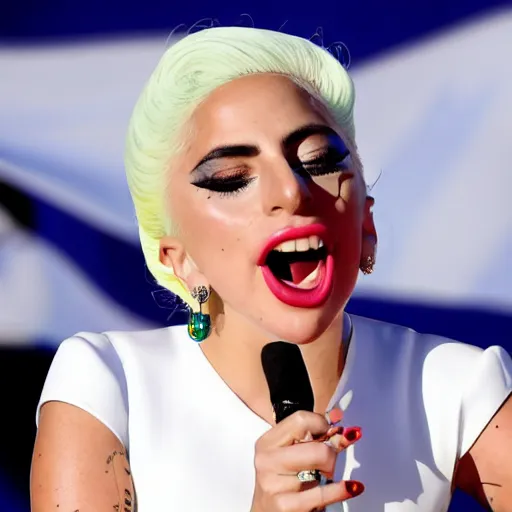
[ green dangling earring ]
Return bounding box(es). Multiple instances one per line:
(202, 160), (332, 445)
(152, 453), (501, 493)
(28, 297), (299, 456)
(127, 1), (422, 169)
(188, 285), (212, 342)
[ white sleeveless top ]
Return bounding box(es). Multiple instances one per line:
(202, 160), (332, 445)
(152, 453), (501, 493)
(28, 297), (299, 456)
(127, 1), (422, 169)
(36, 314), (511, 511)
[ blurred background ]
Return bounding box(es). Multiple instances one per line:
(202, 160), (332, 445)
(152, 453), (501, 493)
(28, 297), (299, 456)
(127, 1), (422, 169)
(1, 0), (511, 510)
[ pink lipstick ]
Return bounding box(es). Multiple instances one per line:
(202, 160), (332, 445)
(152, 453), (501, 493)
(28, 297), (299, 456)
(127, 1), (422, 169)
(258, 224), (334, 308)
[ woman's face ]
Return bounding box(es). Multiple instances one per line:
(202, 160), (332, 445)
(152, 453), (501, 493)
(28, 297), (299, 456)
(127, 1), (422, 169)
(163, 73), (375, 343)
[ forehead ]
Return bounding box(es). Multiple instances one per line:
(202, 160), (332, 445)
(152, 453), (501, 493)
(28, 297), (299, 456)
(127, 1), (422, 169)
(187, 74), (335, 149)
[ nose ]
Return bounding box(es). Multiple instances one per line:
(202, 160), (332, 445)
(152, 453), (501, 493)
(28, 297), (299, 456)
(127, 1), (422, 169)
(262, 158), (312, 216)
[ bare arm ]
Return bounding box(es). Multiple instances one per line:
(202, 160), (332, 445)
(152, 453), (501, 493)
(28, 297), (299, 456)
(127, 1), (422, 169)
(31, 401), (135, 512)
(455, 394), (512, 511)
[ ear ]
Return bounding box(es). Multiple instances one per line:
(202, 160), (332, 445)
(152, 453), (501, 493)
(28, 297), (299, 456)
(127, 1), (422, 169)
(363, 196), (377, 237)
(159, 235), (207, 291)
(361, 195), (377, 256)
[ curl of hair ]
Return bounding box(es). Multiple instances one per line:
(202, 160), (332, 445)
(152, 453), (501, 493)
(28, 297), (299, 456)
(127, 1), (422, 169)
(124, 27), (356, 306)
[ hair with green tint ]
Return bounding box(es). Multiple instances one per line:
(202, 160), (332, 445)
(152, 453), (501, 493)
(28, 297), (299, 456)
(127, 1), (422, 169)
(125, 26), (356, 305)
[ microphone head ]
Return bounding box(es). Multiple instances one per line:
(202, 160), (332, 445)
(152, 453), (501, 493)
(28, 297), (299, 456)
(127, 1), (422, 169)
(261, 341), (314, 422)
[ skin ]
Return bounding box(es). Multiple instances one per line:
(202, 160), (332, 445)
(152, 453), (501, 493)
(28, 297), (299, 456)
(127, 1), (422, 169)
(454, 397), (512, 509)
(31, 73), (511, 511)
(162, 73), (376, 422)
(31, 402), (135, 512)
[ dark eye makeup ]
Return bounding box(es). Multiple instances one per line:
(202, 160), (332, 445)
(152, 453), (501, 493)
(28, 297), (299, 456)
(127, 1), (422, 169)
(300, 147), (351, 176)
(190, 144), (351, 197)
(191, 171), (256, 196)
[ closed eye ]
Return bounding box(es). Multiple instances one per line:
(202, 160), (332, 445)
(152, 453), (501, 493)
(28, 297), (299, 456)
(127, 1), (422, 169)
(301, 148), (351, 177)
(191, 170), (256, 197)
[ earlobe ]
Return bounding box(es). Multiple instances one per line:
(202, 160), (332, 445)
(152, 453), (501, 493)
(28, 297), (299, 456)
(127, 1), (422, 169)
(159, 236), (213, 343)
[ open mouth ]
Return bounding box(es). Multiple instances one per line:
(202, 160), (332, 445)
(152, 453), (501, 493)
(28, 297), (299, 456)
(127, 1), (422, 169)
(258, 224), (334, 308)
(265, 236), (328, 289)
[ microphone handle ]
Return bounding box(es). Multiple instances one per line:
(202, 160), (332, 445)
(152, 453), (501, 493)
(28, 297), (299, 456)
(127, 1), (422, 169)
(273, 400), (306, 424)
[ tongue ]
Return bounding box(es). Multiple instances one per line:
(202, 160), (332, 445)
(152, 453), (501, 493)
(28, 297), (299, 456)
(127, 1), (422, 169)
(289, 261), (319, 284)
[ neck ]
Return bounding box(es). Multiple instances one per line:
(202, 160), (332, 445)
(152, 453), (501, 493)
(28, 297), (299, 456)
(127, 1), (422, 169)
(199, 307), (347, 424)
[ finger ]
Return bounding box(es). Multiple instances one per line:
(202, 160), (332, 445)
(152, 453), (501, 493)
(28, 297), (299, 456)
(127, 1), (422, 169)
(259, 470), (323, 497)
(307, 425), (343, 443)
(275, 480), (365, 511)
(255, 470), (304, 496)
(326, 426), (362, 452)
(276, 442), (338, 475)
(259, 411), (330, 448)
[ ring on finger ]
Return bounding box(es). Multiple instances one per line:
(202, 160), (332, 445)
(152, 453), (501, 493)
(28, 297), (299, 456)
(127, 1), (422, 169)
(297, 469), (322, 482)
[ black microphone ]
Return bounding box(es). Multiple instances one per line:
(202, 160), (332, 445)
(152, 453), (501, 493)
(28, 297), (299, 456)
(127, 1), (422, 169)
(261, 341), (314, 423)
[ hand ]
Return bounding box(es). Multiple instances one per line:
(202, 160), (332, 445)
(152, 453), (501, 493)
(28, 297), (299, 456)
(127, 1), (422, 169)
(250, 410), (364, 512)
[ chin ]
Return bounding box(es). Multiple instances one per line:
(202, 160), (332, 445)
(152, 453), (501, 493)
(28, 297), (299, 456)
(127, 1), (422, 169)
(262, 306), (341, 345)
(252, 243), (358, 343)
(253, 271), (354, 344)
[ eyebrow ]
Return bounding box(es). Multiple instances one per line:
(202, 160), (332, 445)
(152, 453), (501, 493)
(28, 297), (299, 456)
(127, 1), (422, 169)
(191, 123), (339, 173)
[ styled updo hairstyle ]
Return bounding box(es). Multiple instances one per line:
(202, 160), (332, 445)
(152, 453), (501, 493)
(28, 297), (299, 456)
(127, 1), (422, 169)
(124, 27), (356, 306)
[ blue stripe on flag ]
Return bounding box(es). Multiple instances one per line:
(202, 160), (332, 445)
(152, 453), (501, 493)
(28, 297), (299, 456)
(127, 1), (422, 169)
(1, 1), (510, 64)
(30, 192), (172, 325)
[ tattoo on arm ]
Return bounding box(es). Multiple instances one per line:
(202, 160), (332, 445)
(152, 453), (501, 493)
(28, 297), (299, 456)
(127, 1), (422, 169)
(106, 450), (136, 511)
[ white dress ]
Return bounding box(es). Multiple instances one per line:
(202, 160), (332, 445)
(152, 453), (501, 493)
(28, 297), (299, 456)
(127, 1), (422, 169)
(36, 314), (512, 511)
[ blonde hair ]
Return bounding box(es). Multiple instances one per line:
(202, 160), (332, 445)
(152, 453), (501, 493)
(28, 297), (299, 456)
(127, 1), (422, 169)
(124, 26), (356, 305)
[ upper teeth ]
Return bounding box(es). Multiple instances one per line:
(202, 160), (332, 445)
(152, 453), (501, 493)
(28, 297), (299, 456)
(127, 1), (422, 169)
(273, 236), (324, 253)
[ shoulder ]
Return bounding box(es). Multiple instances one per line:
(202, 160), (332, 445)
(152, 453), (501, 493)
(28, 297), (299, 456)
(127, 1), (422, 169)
(350, 313), (510, 404)
(45, 325), (187, 384)
(350, 314), (512, 478)
(37, 324), (188, 449)
(350, 313), (503, 376)
(59, 324), (190, 365)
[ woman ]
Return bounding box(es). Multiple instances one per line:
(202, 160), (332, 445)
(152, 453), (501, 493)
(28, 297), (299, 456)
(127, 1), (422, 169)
(31, 27), (512, 511)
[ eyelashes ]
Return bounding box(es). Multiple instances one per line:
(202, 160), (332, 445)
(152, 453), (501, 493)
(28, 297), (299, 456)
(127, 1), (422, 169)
(301, 148), (351, 176)
(191, 147), (351, 197)
(191, 173), (257, 197)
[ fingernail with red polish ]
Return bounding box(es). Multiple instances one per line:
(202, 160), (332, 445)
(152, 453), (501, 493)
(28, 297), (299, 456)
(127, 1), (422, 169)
(328, 407), (343, 424)
(344, 426), (362, 442)
(346, 480), (365, 497)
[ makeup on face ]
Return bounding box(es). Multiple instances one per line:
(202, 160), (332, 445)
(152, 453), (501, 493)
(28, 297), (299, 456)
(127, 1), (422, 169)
(189, 124), (351, 199)
(187, 123), (353, 309)
(257, 223), (335, 308)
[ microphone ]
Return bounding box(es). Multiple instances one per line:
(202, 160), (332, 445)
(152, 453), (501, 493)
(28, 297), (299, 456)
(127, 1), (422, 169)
(261, 341), (314, 423)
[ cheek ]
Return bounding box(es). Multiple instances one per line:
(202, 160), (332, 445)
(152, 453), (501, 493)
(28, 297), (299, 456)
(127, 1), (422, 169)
(188, 182), (262, 230)
(311, 174), (342, 197)
(188, 220), (246, 267)
(182, 209), (255, 291)
(334, 173), (365, 222)
(199, 252), (255, 313)
(172, 182), (255, 243)
(171, 184), (263, 300)
(331, 179), (365, 262)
